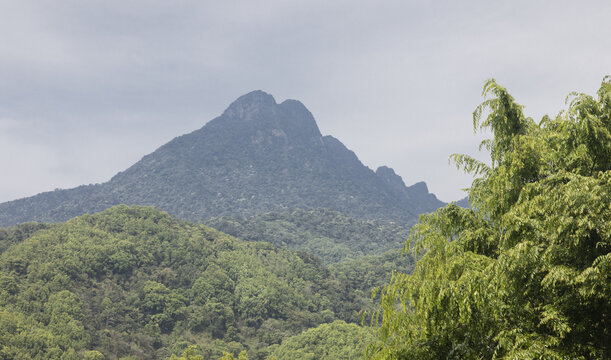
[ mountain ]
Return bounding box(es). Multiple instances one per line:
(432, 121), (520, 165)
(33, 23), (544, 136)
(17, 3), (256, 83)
(456, 196), (470, 208)
(0, 91), (444, 227)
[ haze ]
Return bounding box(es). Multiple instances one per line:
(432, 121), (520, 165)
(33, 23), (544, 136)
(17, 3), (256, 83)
(1, 0), (610, 203)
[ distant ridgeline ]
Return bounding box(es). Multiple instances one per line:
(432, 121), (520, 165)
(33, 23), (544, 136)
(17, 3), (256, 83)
(0, 91), (444, 227)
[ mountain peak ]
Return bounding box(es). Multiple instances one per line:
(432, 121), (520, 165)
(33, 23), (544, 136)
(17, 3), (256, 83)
(407, 181), (429, 193)
(376, 166), (402, 181)
(223, 90), (277, 121)
(218, 91), (322, 140)
(0, 91), (445, 226)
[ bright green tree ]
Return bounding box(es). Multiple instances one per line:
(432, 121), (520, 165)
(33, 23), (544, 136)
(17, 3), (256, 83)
(217, 350), (248, 360)
(271, 320), (374, 360)
(367, 77), (610, 359)
(170, 345), (204, 360)
(83, 350), (105, 360)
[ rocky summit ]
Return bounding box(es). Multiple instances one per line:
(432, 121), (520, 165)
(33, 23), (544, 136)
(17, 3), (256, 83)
(0, 91), (444, 226)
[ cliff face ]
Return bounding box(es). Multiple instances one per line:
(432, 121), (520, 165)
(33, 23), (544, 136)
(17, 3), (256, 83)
(0, 91), (444, 226)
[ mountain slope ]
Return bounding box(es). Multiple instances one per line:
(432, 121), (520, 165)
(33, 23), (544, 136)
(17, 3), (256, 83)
(205, 208), (413, 264)
(0, 91), (444, 226)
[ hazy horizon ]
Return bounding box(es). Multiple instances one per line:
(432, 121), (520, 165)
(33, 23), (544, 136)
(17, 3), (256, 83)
(1, 1), (610, 203)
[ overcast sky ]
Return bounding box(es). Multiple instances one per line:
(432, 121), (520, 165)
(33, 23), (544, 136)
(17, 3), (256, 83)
(1, 0), (610, 203)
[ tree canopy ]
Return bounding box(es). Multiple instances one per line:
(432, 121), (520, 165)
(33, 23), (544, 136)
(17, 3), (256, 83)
(270, 320), (374, 360)
(205, 208), (414, 264)
(367, 77), (610, 359)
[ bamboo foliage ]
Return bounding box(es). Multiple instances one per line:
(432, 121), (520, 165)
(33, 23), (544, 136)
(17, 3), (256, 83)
(367, 77), (611, 359)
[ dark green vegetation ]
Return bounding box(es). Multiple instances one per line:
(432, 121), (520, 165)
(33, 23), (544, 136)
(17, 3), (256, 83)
(0, 222), (49, 254)
(0, 205), (412, 359)
(368, 78), (611, 358)
(205, 208), (414, 264)
(0, 91), (443, 227)
(329, 249), (414, 299)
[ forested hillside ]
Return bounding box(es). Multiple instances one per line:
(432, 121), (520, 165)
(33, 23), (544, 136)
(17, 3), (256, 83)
(0, 222), (50, 255)
(368, 78), (611, 359)
(0, 205), (413, 359)
(205, 208), (414, 264)
(0, 91), (443, 227)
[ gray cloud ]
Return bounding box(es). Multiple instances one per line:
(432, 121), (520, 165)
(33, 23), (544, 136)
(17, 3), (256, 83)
(1, 0), (610, 203)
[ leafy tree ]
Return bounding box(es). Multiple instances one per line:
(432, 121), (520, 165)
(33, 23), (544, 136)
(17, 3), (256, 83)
(271, 320), (374, 360)
(367, 77), (610, 359)
(170, 345), (204, 360)
(83, 350), (105, 360)
(218, 350), (248, 360)
(191, 264), (235, 305)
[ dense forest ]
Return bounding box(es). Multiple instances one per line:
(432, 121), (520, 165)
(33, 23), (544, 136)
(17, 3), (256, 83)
(0, 205), (411, 359)
(205, 209), (414, 264)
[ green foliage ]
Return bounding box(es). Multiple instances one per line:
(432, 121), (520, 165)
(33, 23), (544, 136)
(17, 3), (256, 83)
(0, 205), (399, 359)
(170, 345), (204, 360)
(206, 208), (414, 264)
(368, 77), (611, 359)
(83, 351), (105, 360)
(0, 222), (49, 255)
(218, 350), (248, 360)
(329, 249), (415, 317)
(271, 320), (375, 360)
(209, 208), (418, 323)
